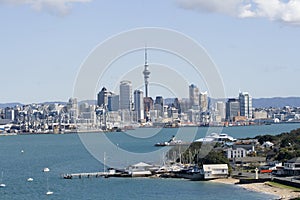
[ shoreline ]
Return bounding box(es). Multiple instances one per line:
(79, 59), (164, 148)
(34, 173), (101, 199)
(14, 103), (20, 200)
(210, 178), (300, 200)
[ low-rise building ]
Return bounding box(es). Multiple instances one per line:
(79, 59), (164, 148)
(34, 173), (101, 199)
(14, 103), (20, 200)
(202, 164), (228, 179)
(284, 157), (300, 176)
(225, 147), (247, 159)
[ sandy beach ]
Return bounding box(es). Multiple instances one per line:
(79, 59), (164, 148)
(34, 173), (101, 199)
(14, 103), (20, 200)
(210, 178), (300, 200)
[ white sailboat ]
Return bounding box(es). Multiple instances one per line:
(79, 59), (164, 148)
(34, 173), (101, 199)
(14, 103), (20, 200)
(0, 171), (6, 188)
(46, 177), (53, 195)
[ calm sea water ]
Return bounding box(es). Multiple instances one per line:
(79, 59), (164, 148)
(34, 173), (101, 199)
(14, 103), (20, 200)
(0, 123), (299, 200)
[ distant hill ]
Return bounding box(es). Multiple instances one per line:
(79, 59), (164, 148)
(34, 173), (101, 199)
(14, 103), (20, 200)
(252, 97), (300, 108)
(0, 102), (23, 108)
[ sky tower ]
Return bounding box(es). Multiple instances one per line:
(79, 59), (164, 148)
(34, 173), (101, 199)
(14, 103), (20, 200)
(143, 47), (150, 97)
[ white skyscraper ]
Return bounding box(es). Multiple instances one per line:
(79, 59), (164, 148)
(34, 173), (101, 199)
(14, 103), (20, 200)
(239, 92), (252, 119)
(119, 80), (132, 111)
(134, 89), (144, 122)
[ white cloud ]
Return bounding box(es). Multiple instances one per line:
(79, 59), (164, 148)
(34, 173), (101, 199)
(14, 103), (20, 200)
(177, 0), (300, 25)
(0, 0), (92, 15)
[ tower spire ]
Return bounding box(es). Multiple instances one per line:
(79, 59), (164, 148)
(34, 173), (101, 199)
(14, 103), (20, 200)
(143, 46), (150, 98)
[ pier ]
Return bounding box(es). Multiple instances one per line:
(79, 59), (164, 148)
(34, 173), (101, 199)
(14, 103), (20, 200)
(62, 170), (131, 179)
(62, 172), (108, 179)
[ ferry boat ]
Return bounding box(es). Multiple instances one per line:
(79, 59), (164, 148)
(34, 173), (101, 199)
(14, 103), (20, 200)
(194, 133), (236, 143)
(155, 135), (191, 146)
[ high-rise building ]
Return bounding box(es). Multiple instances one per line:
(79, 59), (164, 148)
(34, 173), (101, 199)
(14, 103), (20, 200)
(143, 47), (150, 98)
(119, 80), (132, 110)
(239, 92), (252, 119)
(144, 97), (153, 121)
(216, 101), (226, 120)
(134, 90), (144, 122)
(97, 87), (111, 108)
(199, 91), (208, 112)
(226, 98), (240, 121)
(108, 94), (119, 111)
(154, 96), (164, 117)
(189, 84), (199, 108)
(67, 98), (78, 123)
(173, 98), (181, 114)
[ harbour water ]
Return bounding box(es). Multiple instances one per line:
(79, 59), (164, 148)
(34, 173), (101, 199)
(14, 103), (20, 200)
(0, 123), (299, 199)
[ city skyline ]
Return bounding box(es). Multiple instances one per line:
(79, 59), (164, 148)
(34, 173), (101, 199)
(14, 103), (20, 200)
(1, 1), (300, 104)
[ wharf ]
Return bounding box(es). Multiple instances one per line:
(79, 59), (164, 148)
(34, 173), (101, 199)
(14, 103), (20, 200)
(62, 171), (130, 179)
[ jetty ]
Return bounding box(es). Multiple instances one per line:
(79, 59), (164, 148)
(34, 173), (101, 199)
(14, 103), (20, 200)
(62, 170), (131, 179)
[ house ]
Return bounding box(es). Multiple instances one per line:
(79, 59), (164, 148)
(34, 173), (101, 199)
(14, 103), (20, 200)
(225, 147), (247, 159)
(283, 157), (300, 176)
(202, 164), (228, 179)
(234, 157), (267, 168)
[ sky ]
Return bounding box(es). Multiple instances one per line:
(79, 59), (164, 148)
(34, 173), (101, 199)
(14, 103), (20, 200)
(0, 0), (300, 104)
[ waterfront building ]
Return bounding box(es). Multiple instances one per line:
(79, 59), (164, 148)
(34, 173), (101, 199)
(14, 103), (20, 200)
(189, 84), (199, 108)
(226, 98), (240, 121)
(108, 94), (119, 111)
(167, 107), (179, 119)
(202, 164), (229, 179)
(239, 92), (252, 119)
(119, 80), (132, 111)
(4, 108), (15, 121)
(253, 110), (268, 119)
(134, 90), (144, 122)
(199, 91), (208, 112)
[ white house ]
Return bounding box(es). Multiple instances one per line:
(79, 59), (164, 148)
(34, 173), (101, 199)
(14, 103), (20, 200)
(202, 164), (228, 179)
(225, 147), (247, 159)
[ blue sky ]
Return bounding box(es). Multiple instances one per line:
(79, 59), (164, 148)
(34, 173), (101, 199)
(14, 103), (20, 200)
(0, 0), (300, 104)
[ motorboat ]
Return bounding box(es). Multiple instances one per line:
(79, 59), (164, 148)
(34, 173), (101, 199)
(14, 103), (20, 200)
(46, 191), (53, 195)
(43, 168), (50, 172)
